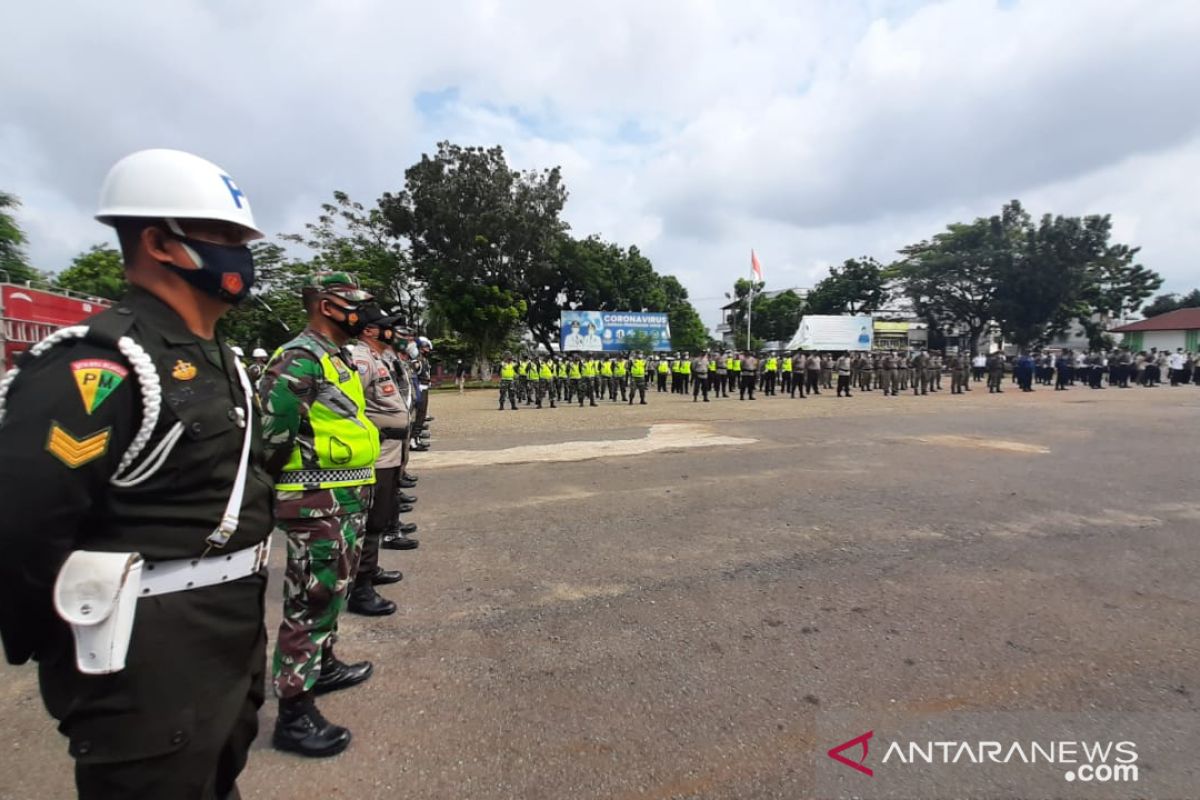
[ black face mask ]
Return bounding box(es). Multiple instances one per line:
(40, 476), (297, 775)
(323, 299), (368, 337)
(165, 235), (256, 304)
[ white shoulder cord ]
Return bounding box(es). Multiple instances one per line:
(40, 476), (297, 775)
(205, 356), (255, 550)
(0, 326), (163, 481)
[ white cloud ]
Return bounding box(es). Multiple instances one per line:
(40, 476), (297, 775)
(2, 0), (1197, 330)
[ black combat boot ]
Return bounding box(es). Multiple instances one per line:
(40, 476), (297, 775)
(347, 581), (397, 616)
(313, 654), (373, 696)
(273, 694), (351, 758)
(398, 492), (417, 504)
(382, 530), (419, 550)
(371, 566), (403, 585)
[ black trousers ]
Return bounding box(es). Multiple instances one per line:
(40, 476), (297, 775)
(55, 581), (267, 800)
(414, 386), (430, 432)
(657, 373), (667, 391)
(837, 374), (851, 396)
(790, 372), (805, 397)
(360, 465), (400, 579)
(806, 371), (820, 393)
(692, 374), (709, 400)
(739, 374), (756, 399)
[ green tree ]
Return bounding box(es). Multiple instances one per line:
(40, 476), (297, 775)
(804, 257), (889, 315)
(1141, 289), (1200, 318)
(281, 191), (422, 323)
(668, 302), (709, 352)
(896, 214), (1009, 354)
(0, 191), (40, 283)
(380, 142), (567, 368)
(725, 279), (804, 345)
(724, 277), (764, 344)
(55, 245), (126, 299)
(897, 200), (1162, 352)
(755, 289), (805, 342)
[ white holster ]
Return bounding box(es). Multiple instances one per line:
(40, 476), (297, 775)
(53, 551), (144, 675)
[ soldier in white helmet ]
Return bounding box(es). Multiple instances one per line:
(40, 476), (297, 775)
(0, 150), (274, 797)
(248, 346), (269, 383)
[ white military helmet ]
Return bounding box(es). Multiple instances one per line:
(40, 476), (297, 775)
(252, 347), (268, 358)
(95, 149), (263, 239)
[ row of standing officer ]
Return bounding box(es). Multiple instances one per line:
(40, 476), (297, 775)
(491, 350), (991, 404)
(0, 149), (418, 799)
(498, 352), (651, 408)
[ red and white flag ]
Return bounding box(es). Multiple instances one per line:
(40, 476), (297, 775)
(751, 249), (763, 282)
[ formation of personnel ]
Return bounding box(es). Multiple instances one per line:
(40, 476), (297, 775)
(492, 346), (1199, 410)
(0, 150), (440, 798)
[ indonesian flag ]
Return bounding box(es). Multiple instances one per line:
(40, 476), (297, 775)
(751, 249), (763, 282)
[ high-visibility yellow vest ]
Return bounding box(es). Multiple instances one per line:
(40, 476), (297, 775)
(500, 362), (516, 380)
(600, 360), (613, 377)
(724, 357), (733, 370)
(582, 361), (597, 378)
(731, 359), (742, 372)
(525, 363), (538, 380)
(569, 362), (582, 379)
(614, 360), (627, 376)
(766, 357), (778, 372)
(275, 345), (379, 491)
(680, 361), (691, 375)
(556, 362), (568, 378)
(631, 358), (647, 378)
(539, 362), (554, 380)
(783, 357), (792, 371)
(707, 360), (717, 372)
(657, 361), (669, 374)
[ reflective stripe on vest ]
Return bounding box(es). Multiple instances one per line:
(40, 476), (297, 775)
(631, 359), (647, 378)
(500, 363), (516, 380)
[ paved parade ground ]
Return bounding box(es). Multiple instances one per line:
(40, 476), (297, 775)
(4, 383), (1199, 798)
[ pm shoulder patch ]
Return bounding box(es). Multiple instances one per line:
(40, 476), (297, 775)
(71, 359), (128, 414)
(46, 422), (111, 468)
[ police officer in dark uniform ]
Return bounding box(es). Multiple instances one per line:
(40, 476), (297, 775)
(0, 149), (274, 798)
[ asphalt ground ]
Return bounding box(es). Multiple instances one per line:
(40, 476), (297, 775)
(4, 377), (1199, 798)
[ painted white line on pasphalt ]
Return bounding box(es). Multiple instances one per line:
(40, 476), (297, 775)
(417, 423), (757, 469)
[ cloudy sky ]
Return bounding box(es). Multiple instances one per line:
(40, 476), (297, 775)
(3, 0), (1198, 329)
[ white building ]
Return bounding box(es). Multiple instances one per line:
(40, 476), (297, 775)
(1111, 308), (1200, 352)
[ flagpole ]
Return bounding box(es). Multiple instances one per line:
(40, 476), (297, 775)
(746, 270), (753, 350)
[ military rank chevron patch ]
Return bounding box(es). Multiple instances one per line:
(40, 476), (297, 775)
(45, 422), (111, 468)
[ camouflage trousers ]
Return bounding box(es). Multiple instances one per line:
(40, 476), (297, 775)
(272, 486), (371, 699)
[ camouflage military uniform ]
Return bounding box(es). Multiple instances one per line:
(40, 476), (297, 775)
(260, 329), (376, 699)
